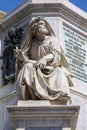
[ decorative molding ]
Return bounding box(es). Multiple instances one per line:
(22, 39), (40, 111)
(7, 101), (80, 130)
(0, 88), (87, 104)
(0, 91), (16, 104)
(70, 88), (87, 99)
(0, 11), (6, 22)
(0, 1), (87, 32)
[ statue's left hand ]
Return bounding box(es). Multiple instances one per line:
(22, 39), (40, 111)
(14, 48), (21, 58)
(14, 49), (25, 61)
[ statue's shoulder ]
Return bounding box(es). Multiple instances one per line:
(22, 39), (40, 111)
(49, 36), (58, 45)
(48, 35), (57, 41)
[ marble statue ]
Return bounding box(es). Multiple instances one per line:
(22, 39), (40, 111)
(15, 16), (73, 102)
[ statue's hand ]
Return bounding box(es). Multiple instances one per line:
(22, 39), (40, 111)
(14, 48), (20, 58)
(14, 49), (25, 61)
(36, 58), (47, 69)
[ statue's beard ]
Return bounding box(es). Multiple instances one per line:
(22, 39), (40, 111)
(37, 27), (49, 35)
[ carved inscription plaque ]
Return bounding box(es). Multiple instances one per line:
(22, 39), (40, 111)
(63, 26), (87, 83)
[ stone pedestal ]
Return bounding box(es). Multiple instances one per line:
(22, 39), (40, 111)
(7, 101), (79, 130)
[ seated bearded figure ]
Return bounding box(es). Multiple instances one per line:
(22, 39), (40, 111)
(15, 16), (73, 102)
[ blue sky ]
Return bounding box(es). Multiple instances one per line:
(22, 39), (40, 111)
(0, 0), (23, 12)
(0, 0), (87, 13)
(69, 0), (87, 12)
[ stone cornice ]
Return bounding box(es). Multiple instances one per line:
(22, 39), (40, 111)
(0, 11), (6, 22)
(0, 91), (16, 103)
(0, 10), (6, 14)
(7, 102), (79, 130)
(70, 89), (87, 99)
(0, 88), (87, 104)
(0, 1), (87, 33)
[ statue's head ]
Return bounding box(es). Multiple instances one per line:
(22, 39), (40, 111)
(21, 16), (55, 50)
(29, 16), (55, 37)
(30, 17), (49, 36)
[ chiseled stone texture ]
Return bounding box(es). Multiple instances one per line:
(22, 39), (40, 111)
(7, 101), (79, 130)
(71, 92), (87, 130)
(24, 0), (68, 3)
(0, 96), (17, 130)
(0, 10), (6, 21)
(0, 0), (87, 130)
(0, 83), (17, 130)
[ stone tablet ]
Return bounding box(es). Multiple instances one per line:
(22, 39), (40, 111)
(63, 26), (87, 83)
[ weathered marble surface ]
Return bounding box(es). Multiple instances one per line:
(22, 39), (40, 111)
(0, 0), (87, 130)
(7, 101), (79, 130)
(0, 97), (17, 130)
(15, 16), (73, 101)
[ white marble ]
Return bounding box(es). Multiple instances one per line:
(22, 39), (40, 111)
(62, 128), (71, 130)
(0, 0), (87, 130)
(16, 128), (25, 130)
(71, 92), (87, 130)
(24, 0), (68, 3)
(7, 101), (79, 130)
(0, 97), (17, 130)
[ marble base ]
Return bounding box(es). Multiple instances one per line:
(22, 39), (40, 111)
(7, 100), (80, 130)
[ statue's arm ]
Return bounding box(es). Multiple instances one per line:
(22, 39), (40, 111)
(23, 59), (37, 65)
(36, 53), (54, 70)
(41, 53), (54, 62)
(14, 48), (37, 66)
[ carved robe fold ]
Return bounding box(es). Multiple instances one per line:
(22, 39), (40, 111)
(16, 36), (73, 101)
